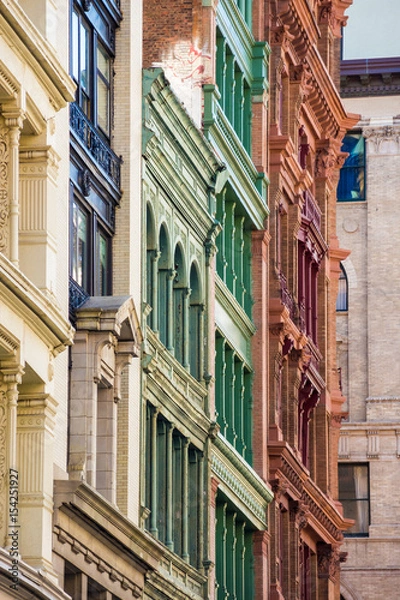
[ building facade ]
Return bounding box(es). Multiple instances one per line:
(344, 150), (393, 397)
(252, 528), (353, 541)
(143, 0), (355, 599)
(0, 0), (356, 599)
(265, 1), (356, 598)
(0, 0), (75, 597)
(337, 55), (400, 600)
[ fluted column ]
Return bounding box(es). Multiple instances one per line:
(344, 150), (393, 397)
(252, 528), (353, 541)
(17, 393), (58, 577)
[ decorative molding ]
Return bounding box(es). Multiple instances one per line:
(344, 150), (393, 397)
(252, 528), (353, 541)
(211, 452), (268, 527)
(54, 525), (142, 598)
(367, 430), (379, 458)
(317, 542), (341, 583)
(0, 126), (9, 254)
(363, 125), (400, 154)
(338, 431), (349, 458)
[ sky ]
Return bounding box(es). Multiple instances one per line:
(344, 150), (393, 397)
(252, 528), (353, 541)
(343, 0), (400, 59)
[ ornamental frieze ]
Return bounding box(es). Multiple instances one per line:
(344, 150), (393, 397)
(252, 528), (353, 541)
(363, 125), (400, 154)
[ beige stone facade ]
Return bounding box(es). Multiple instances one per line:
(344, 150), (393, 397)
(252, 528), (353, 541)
(337, 70), (400, 598)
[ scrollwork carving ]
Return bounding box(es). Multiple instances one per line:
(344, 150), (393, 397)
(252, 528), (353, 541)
(0, 128), (9, 253)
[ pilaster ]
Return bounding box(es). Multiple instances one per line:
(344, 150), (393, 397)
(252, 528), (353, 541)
(17, 393), (58, 579)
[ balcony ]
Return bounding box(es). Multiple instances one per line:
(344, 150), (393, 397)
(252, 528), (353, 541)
(70, 102), (122, 190)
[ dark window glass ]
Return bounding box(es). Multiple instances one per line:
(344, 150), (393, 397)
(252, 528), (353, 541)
(339, 463), (370, 536)
(71, 4), (112, 137)
(71, 195), (111, 297)
(337, 133), (365, 201)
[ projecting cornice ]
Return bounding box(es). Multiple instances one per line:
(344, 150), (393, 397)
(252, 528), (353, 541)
(0, 0), (75, 110)
(341, 57), (400, 97)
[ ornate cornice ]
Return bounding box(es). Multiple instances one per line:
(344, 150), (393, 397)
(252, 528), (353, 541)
(341, 58), (400, 98)
(212, 433), (273, 528)
(269, 441), (346, 542)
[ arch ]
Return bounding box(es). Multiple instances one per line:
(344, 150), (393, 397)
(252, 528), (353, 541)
(173, 243), (187, 365)
(340, 578), (363, 600)
(189, 261), (203, 380)
(157, 223), (171, 346)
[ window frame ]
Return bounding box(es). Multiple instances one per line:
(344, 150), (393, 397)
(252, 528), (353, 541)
(337, 132), (366, 202)
(70, 184), (113, 298)
(336, 264), (348, 312)
(70, 0), (114, 140)
(338, 462), (370, 537)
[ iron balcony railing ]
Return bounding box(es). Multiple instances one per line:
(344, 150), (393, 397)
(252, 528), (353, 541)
(70, 102), (122, 190)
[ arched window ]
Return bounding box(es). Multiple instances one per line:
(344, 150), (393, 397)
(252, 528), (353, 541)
(336, 264), (348, 312)
(189, 263), (203, 380)
(146, 204), (157, 329)
(158, 225), (170, 346)
(173, 244), (186, 365)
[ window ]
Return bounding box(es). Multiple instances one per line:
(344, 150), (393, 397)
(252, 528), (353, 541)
(216, 30), (252, 153)
(71, 3), (113, 138)
(70, 194), (112, 297)
(215, 332), (253, 463)
(215, 495), (255, 600)
(337, 133), (365, 201)
(338, 463), (370, 536)
(69, 0), (121, 309)
(145, 406), (204, 567)
(298, 241), (319, 343)
(336, 264), (348, 311)
(215, 189), (252, 316)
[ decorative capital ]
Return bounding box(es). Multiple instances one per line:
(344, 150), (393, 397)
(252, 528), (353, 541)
(317, 542), (341, 582)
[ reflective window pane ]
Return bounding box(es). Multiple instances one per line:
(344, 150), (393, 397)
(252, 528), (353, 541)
(72, 201), (88, 291)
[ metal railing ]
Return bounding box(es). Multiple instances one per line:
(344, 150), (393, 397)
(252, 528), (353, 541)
(70, 102), (122, 190)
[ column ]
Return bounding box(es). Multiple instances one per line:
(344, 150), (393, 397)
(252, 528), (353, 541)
(198, 452), (204, 570)
(167, 268), (176, 352)
(149, 407), (158, 537)
(150, 250), (160, 331)
(166, 421), (174, 550)
(183, 287), (191, 369)
(182, 437), (190, 562)
(96, 386), (117, 503)
(226, 348), (236, 446)
(17, 392), (59, 577)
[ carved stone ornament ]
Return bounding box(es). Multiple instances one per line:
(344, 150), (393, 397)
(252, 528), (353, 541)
(315, 146), (337, 179)
(0, 128), (9, 253)
(271, 18), (295, 49)
(289, 499), (310, 529)
(271, 478), (289, 504)
(290, 62), (313, 98)
(318, 0), (349, 37)
(363, 125), (400, 153)
(317, 542), (341, 582)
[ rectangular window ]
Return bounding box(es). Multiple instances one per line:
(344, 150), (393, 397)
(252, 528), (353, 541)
(337, 133), (365, 201)
(71, 195), (112, 298)
(338, 463), (370, 536)
(97, 42), (111, 135)
(72, 200), (89, 291)
(71, 3), (113, 137)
